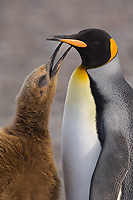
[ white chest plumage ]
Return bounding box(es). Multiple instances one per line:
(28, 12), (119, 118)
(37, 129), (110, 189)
(61, 65), (102, 200)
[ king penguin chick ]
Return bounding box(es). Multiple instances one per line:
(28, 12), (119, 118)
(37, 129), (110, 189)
(0, 43), (71, 200)
(47, 29), (133, 200)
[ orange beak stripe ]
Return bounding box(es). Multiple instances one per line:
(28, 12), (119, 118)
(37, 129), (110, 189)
(60, 39), (87, 48)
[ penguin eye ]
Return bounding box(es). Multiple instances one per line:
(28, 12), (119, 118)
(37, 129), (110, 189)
(92, 40), (100, 45)
(39, 90), (43, 96)
(38, 75), (47, 87)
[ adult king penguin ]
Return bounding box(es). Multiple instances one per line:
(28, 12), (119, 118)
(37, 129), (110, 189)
(47, 29), (133, 200)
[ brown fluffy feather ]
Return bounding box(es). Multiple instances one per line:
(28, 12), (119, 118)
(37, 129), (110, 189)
(0, 63), (60, 200)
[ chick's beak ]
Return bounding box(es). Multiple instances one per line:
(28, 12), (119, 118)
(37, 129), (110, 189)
(46, 42), (71, 78)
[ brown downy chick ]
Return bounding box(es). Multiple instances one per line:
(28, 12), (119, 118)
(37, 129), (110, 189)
(0, 43), (71, 200)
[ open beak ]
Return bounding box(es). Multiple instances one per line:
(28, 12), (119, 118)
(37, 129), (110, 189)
(46, 34), (87, 48)
(46, 42), (71, 78)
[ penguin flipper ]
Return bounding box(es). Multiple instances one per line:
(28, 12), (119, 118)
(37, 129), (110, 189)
(89, 132), (129, 200)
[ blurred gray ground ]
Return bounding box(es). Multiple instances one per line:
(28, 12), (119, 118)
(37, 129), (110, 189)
(0, 0), (133, 199)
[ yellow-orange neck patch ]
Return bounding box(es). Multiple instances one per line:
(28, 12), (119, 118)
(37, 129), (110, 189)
(71, 65), (89, 83)
(65, 65), (94, 105)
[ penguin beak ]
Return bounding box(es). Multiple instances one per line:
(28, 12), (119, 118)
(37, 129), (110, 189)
(46, 43), (71, 78)
(46, 35), (87, 48)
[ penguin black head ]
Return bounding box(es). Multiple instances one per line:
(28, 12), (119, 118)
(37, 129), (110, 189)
(47, 29), (118, 68)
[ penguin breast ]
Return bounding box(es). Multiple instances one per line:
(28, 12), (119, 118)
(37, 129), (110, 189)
(61, 65), (102, 200)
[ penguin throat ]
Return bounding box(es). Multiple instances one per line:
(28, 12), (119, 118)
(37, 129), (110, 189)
(73, 64), (89, 81)
(65, 65), (91, 104)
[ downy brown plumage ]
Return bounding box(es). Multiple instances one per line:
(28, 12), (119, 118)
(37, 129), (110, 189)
(0, 43), (71, 200)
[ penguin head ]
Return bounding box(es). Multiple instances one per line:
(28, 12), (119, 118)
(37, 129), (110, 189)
(16, 43), (71, 108)
(47, 29), (118, 68)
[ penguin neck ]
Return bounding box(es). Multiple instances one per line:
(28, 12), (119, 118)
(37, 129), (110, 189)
(14, 102), (51, 139)
(86, 55), (124, 99)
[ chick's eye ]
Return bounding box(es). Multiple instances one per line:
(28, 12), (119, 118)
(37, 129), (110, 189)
(92, 40), (100, 45)
(38, 75), (47, 87)
(40, 90), (43, 96)
(39, 75), (46, 83)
